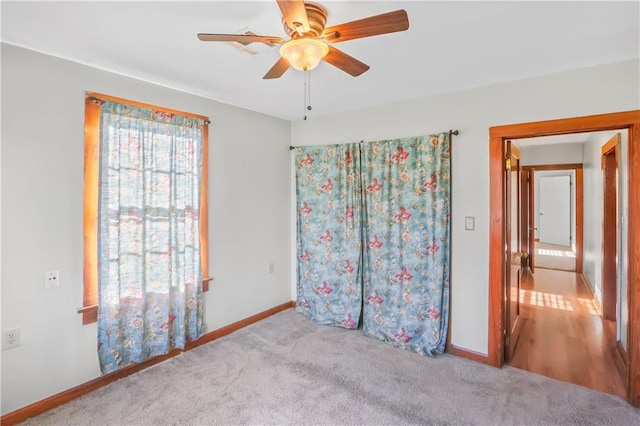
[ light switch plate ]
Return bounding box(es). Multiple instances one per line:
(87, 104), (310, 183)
(465, 216), (475, 231)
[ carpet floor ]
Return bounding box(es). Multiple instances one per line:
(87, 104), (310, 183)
(22, 308), (639, 425)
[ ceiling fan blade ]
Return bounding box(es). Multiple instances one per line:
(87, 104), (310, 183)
(197, 33), (284, 46)
(277, 0), (310, 33)
(263, 57), (291, 79)
(323, 10), (409, 43)
(323, 46), (370, 77)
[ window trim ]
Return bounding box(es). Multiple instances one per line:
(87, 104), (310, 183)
(81, 92), (210, 325)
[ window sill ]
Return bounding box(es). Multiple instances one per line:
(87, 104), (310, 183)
(202, 276), (214, 292)
(77, 304), (98, 325)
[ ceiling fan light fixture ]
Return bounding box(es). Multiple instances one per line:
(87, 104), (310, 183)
(279, 38), (329, 71)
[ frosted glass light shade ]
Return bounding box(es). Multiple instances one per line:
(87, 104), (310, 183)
(279, 39), (329, 71)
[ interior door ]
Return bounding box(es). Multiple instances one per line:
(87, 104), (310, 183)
(539, 175), (571, 247)
(505, 141), (522, 361)
(602, 135), (619, 322)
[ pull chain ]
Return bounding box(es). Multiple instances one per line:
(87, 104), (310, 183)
(303, 69), (312, 120)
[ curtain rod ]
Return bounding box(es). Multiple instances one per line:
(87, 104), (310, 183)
(87, 95), (211, 125)
(289, 130), (459, 150)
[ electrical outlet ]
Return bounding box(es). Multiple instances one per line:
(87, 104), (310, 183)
(45, 270), (59, 288)
(3, 328), (21, 350)
(267, 263), (275, 274)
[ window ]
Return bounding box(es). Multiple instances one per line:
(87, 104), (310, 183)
(81, 92), (210, 325)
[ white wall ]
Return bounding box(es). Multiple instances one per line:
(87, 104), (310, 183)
(583, 134), (604, 301)
(582, 130), (630, 350)
(1, 44), (292, 414)
(291, 59), (639, 355)
(520, 142), (583, 166)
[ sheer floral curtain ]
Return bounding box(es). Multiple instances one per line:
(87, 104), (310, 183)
(360, 134), (451, 355)
(97, 101), (205, 373)
(295, 144), (363, 329)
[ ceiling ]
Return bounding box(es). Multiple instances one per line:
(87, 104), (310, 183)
(2, 1), (638, 121)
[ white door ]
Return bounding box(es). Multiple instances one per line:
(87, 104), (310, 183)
(539, 175), (571, 246)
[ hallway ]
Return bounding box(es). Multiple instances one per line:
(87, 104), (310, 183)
(507, 268), (626, 397)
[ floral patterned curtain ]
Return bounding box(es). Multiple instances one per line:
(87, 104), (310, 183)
(361, 133), (451, 356)
(97, 101), (205, 373)
(295, 144), (363, 329)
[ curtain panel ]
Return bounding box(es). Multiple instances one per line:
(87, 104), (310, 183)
(294, 133), (451, 356)
(361, 134), (451, 356)
(97, 100), (205, 373)
(295, 144), (364, 329)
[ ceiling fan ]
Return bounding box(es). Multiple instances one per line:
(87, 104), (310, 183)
(197, 0), (409, 79)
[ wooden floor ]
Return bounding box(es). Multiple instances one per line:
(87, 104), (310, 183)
(507, 268), (627, 397)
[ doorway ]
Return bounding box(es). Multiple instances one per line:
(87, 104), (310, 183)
(506, 148), (604, 391)
(538, 173), (575, 270)
(487, 110), (640, 407)
(521, 164), (583, 273)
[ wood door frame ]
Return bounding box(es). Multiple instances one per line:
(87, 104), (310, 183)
(601, 134), (621, 322)
(522, 164), (583, 273)
(528, 170), (535, 272)
(488, 110), (640, 407)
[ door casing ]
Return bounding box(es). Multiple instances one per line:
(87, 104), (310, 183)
(488, 110), (640, 407)
(522, 164), (584, 273)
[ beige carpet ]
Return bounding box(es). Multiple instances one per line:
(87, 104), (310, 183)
(21, 309), (639, 425)
(535, 241), (576, 271)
